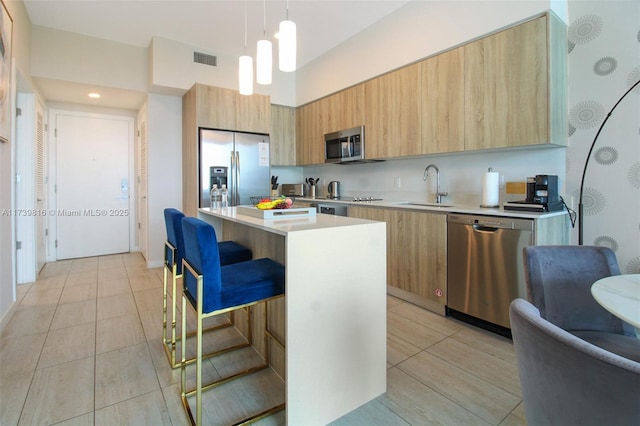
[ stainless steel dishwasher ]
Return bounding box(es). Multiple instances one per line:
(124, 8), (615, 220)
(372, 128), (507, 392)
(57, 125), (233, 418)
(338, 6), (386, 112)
(447, 213), (533, 333)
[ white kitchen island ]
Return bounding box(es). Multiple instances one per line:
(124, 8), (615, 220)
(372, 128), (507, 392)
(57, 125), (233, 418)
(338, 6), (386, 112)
(198, 207), (387, 425)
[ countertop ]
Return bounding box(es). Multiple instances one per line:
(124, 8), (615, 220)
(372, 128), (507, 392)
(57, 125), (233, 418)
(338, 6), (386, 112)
(198, 207), (380, 236)
(296, 197), (569, 220)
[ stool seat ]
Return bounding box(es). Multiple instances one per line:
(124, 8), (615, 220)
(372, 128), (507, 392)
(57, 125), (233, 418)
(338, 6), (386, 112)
(162, 208), (252, 369)
(184, 258), (285, 315)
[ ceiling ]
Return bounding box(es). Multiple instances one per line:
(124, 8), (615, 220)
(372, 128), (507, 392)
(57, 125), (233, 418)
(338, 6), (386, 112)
(22, 0), (411, 109)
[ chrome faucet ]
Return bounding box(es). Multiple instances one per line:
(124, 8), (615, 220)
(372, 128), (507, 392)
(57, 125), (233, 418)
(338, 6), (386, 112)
(423, 164), (448, 204)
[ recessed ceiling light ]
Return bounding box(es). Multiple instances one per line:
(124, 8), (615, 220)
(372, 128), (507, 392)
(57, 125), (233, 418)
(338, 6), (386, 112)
(88, 92), (101, 99)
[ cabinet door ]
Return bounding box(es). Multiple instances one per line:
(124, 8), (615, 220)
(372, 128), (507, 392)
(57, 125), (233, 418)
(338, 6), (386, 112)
(421, 47), (465, 154)
(364, 63), (421, 159)
(349, 207), (447, 307)
(464, 16), (547, 150)
(271, 105), (296, 166)
(325, 84), (365, 133)
(296, 100), (325, 165)
(195, 84), (270, 133)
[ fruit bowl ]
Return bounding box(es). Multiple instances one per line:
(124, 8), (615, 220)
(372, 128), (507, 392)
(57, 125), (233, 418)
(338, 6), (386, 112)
(250, 196), (295, 210)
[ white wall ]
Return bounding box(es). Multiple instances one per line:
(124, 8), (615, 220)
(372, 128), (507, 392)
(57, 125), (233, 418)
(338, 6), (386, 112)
(145, 93), (182, 268)
(149, 36), (296, 105)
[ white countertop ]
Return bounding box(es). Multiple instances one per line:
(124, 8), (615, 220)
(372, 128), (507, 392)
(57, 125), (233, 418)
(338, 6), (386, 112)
(199, 206), (379, 236)
(297, 197), (568, 220)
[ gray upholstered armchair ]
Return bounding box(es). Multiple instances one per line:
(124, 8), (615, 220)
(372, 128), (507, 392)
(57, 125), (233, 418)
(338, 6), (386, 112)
(510, 298), (640, 426)
(523, 245), (640, 362)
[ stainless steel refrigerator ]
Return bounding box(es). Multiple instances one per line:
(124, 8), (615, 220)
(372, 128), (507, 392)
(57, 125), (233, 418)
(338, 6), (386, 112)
(199, 128), (271, 207)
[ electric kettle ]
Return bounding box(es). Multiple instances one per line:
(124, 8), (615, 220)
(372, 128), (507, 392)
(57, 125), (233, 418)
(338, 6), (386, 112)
(328, 181), (340, 199)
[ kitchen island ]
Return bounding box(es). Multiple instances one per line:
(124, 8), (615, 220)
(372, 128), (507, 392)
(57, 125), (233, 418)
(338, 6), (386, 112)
(197, 207), (387, 425)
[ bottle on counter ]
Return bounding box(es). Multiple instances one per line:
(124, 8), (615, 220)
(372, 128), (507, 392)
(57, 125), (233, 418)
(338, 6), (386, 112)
(220, 184), (228, 208)
(210, 184), (220, 209)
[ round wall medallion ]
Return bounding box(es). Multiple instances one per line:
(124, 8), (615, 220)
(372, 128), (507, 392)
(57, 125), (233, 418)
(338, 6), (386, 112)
(594, 146), (618, 165)
(593, 57), (617, 76)
(569, 101), (605, 129)
(569, 14), (603, 45)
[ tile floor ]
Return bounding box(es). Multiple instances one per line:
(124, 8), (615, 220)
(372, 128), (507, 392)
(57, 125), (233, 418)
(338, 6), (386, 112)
(0, 253), (526, 425)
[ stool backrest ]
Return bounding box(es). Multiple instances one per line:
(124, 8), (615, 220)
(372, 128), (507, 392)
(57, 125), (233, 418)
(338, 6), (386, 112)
(181, 217), (223, 304)
(522, 245), (630, 335)
(164, 208), (186, 273)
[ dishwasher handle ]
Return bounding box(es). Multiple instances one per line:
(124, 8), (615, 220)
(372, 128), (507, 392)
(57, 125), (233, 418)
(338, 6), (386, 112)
(473, 224), (500, 233)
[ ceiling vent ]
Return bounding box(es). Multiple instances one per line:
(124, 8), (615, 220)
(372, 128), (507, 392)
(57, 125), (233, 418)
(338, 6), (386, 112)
(193, 52), (217, 67)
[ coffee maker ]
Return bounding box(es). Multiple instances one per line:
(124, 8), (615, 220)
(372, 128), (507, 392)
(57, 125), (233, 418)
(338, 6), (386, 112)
(505, 174), (563, 212)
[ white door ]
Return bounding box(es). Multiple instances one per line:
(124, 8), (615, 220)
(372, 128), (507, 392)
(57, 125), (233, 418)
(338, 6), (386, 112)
(136, 116), (148, 260)
(35, 101), (46, 271)
(55, 113), (131, 259)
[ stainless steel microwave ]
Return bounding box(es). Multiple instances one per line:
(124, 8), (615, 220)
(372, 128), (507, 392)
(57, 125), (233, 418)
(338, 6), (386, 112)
(324, 126), (365, 163)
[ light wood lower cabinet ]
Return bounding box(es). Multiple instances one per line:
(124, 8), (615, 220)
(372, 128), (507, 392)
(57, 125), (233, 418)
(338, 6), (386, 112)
(349, 206), (447, 314)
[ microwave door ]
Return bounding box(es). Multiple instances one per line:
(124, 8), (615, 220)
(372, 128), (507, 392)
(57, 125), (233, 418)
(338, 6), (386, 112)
(325, 139), (341, 163)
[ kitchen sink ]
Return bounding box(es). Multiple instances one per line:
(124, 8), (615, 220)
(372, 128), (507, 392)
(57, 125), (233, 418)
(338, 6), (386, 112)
(400, 202), (453, 208)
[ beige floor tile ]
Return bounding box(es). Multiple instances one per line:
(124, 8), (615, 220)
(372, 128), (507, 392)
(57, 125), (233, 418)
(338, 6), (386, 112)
(129, 273), (162, 292)
(98, 265), (129, 281)
(95, 343), (160, 409)
(53, 412), (95, 426)
(95, 389), (172, 425)
(65, 270), (98, 287)
(500, 402), (527, 426)
(51, 300), (97, 330)
(387, 311), (448, 349)
(38, 322), (96, 369)
(69, 259), (99, 274)
(329, 397), (409, 426)
(20, 286), (63, 307)
(18, 356), (94, 425)
(427, 337), (522, 397)
(39, 260), (73, 277)
(397, 351), (520, 424)
(1, 304), (55, 338)
(387, 332), (422, 367)
(97, 277), (131, 298)
(188, 367), (285, 426)
(133, 287), (163, 313)
(0, 332), (47, 378)
(122, 252), (147, 267)
(390, 301), (464, 336)
(380, 367), (491, 425)
(161, 384), (191, 426)
(96, 314), (146, 354)
(32, 274), (67, 290)
(59, 282), (98, 304)
(0, 371), (33, 426)
(97, 292), (137, 321)
(139, 307), (163, 342)
(98, 254), (125, 269)
(452, 326), (518, 365)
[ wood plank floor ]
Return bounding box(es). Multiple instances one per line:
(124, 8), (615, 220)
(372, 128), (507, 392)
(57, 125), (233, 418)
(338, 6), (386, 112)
(0, 253), (526, 425)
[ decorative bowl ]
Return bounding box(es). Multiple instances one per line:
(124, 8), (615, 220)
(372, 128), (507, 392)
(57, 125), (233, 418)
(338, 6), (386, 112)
(250, 196), (295, 210)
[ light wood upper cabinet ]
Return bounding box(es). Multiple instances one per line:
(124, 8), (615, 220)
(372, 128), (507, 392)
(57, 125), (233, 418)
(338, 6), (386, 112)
(364, 63), (421, 159)
(295, 100), (325, 165)
(194, 84), (270, 134)
(349, 206), (447, 314)
(325, 84), (365, 133)
(464, 14), (566, 150)
(271, 105), (296, 166)
(182, 83), (271, 216)
(295, 85), (365, 165)
(420, 47), (465, 154)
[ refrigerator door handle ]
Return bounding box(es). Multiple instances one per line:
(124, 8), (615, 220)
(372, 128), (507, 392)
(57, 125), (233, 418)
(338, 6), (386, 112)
(229, 150), (236, 206)
(235, 151), (241, 206)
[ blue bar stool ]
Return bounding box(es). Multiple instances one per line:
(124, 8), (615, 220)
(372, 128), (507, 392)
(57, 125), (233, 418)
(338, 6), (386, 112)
(163, 208), (252, 368)
(180, 217), (285, 426)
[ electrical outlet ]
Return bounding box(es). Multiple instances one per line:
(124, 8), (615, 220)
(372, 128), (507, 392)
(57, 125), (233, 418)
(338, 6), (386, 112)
(394, 177), (401, 189)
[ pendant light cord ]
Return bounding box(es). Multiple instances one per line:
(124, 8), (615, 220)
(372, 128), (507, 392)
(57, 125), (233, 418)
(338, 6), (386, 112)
(244, 0), (248, 55)
(263, 0), (267, 38)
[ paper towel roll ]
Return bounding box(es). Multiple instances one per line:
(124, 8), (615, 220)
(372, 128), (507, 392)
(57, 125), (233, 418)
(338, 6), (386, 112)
(482, 171), (500, 207)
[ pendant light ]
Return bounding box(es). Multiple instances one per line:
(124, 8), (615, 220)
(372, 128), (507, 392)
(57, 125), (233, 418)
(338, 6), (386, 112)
(256, 0), (272, 85)
(239, 0), (253, 95)
(278, 0), (296, 72)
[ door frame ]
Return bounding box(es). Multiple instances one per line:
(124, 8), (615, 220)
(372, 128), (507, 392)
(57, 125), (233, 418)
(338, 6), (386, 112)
(48, 108), (137, 261)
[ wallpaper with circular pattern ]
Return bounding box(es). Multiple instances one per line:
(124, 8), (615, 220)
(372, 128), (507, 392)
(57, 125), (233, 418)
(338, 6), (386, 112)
(566, 1), (640, 274)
